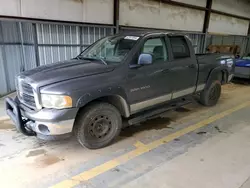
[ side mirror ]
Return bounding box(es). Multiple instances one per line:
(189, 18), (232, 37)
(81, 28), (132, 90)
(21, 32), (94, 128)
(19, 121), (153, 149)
(138, 53), (152, 65)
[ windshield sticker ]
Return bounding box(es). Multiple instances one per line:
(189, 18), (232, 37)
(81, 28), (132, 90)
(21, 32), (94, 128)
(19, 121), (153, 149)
(124, 36), (139, 40)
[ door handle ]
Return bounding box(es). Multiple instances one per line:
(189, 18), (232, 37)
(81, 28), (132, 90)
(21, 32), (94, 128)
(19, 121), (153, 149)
(188, 64), (196, 68)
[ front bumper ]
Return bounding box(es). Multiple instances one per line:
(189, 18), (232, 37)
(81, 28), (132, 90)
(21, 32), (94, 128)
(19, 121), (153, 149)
(5, 97), (78, 140)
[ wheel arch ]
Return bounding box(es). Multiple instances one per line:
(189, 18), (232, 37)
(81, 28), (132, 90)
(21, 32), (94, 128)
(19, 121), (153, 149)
(206, 67), (229, 86)
(76, 94), (130, 118)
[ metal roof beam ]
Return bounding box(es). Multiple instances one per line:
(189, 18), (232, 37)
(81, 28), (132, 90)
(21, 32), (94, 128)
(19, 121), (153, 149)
(203, 0), (212, 33)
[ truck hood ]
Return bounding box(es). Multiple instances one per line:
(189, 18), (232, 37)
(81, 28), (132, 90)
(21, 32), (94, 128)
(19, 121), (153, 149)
(21, 59), (115, 87)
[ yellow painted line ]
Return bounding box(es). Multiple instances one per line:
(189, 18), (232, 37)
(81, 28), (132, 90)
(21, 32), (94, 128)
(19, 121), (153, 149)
(51, 102), (250, 188)
(134, 141), (147, 148)
(72, 160), (120, 181)
(147, 102), (250, 149)
(52, 180), (80, 188)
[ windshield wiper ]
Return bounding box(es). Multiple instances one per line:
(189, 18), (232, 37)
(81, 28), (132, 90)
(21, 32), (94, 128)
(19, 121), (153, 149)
(76, 56), (107, 65)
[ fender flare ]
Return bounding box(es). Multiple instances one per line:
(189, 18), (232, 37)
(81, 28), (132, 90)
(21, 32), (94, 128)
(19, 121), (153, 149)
(206, 67), (229, 86)
(76, 89), (130, 117)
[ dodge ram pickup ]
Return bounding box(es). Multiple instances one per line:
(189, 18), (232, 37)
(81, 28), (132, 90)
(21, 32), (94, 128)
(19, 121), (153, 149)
(6, 31), (234, 149)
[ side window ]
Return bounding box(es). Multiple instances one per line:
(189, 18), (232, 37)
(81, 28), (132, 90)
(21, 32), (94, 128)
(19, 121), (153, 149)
(142, 38), (168, 63)
(169, 36), (190, 59)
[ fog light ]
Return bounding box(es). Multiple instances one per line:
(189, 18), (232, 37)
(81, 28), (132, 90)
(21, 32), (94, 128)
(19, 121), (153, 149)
(38, 124), (50, 134)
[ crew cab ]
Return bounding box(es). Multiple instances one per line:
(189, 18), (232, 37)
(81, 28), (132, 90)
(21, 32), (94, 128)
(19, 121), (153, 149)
(6, 31), (234, 149)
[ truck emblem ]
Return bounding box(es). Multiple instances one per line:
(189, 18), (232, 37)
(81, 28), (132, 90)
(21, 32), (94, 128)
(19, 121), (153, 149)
(130, 85), (150, 92)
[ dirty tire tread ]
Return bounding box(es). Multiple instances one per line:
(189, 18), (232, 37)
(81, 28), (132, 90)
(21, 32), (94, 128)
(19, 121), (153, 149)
(200, 80), (221, 106)
(74, 102), (122, 149)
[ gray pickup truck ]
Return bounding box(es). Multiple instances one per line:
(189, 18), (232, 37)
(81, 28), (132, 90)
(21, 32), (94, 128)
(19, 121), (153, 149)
(6, 31), (234, 149)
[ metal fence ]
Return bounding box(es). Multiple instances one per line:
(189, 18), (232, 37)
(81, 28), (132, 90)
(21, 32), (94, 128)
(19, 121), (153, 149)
(0, 20), (114, 95)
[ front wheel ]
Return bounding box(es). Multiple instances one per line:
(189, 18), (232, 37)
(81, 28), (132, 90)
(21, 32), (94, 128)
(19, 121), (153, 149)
(200, 81), (221, 106)
(74, 102), (122, 149)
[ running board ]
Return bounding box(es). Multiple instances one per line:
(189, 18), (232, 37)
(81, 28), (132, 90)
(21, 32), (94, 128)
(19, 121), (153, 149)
(128, 100), (191, 126)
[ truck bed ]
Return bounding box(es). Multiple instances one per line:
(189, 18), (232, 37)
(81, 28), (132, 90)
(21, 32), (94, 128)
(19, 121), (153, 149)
(196, 53), (233, 63)
(195, 53), (234, 85)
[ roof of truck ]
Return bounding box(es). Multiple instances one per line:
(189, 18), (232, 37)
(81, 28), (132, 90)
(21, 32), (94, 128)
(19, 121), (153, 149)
(121, 30), (166, 36)
(119, 30), (187, 37)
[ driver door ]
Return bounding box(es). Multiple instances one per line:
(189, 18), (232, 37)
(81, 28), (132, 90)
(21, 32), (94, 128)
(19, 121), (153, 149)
(126, 36), (174, 114)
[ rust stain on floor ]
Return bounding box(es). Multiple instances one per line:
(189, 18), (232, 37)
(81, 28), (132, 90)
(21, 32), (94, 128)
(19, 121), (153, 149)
(120, 117), (173, 137)
(35, 155), (63, 168)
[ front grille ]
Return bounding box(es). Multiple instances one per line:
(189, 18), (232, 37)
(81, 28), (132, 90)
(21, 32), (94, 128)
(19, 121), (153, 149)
(17, 79), (36, 109)
(22, 82), (33, 93)
(22, 93), (36, 107)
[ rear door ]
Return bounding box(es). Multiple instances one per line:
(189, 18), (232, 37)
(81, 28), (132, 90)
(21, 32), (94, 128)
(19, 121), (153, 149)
(126, 35), (174, 113)
(168, 36), (198, 99)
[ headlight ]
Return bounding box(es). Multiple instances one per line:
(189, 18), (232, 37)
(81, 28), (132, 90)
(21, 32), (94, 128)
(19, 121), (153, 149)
(220, 59), (234, 68)
(220, 60), (226, 65)
(41, 94), (72, 109)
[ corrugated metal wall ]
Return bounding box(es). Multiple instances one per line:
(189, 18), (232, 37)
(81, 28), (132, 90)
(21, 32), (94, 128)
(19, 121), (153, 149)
(246, 37), (250, 55)
(206, 34), (248, 55)
(37, 24), (113, 65)
(188, 34), (205, 54)
(37, 24), (81, 65)
(0, 45), (7, 95)
(0, 20), (114, 96)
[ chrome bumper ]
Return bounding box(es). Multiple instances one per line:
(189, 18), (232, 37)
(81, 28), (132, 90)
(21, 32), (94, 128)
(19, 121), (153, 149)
(26, 119), (74, 136)
(6, 97), (77, 139)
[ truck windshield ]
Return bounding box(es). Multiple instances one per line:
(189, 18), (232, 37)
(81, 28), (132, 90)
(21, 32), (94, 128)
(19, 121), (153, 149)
(78, 35), (139, 64)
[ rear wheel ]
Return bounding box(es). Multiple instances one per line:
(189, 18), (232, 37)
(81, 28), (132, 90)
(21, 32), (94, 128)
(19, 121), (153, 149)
(74, 102), (122, 149)
(200, 80), (221, 106)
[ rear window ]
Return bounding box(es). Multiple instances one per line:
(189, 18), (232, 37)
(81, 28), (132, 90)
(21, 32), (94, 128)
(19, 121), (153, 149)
(169, 36), (190, 59)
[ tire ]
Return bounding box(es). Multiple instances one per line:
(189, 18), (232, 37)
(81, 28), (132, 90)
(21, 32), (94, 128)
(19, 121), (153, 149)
(74, 102), (122, 149)
(200, 80), (221, 106)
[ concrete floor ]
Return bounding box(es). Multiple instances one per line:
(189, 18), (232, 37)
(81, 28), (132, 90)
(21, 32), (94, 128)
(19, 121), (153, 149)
(0, 82), (250, 188)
